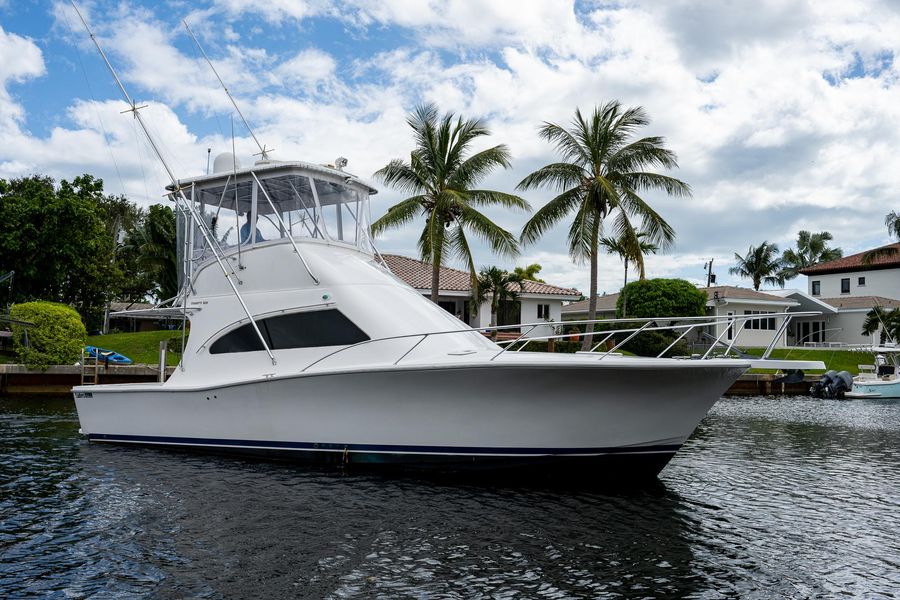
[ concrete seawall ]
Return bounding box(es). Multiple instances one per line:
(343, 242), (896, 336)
(0, 364), (814, 397)
(0, 364), (176, 395)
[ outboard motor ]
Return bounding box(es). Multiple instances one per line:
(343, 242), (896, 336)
(810, 370), (853, 399)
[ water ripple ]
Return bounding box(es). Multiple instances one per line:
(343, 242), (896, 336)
(1, 396), (899, 598)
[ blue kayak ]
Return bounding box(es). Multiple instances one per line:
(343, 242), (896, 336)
(84, 345), (133, 365)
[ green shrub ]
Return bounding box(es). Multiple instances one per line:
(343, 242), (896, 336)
(10, 301), (86, 370)
(617, 278), (706, 319)
(621, 330), (688, 358)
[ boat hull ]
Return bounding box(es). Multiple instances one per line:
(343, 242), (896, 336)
(850, 378), (900, 399)
(74, 361), (745, 479)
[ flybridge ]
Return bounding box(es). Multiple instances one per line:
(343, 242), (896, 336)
(170, 157), (379, 278)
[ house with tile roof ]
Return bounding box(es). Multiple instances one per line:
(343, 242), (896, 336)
(562, 285), (800, 348)
(381, 255), (581, 338)
(799, 243), (900, 300)
(787, 242), (900, 345)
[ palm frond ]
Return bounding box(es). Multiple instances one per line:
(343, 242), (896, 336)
(457, 204), (519, 258)
(467, 190), (531, 211)
(520, 187), (583, 246)
(370, 196), (425, 236)
(516, 162), (585, 192)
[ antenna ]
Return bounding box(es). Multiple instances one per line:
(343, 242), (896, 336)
(182, 19), (273, 160)
(68, 1), (277, 365)
(206, 148), (211, 174)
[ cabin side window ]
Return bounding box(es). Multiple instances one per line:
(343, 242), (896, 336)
(210, 309), (369, 354)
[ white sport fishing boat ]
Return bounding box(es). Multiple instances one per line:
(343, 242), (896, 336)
(71, 155), (827, 478)
(69, 6), (824, 478)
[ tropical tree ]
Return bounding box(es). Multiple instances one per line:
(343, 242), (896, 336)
(862, 211), (900, 264)
(600, 230), (659, 317)
(518, 102), (686, 350)
(513, 263), (545, 282)
(729, 242), (784, 290)
(371, 104), (529, 302)
(780, 230), (842, 280)
(123, 205), (178, 302)
(474, 266), (524, 341)
(0, 174), (122, 329)
(861, 306), (900, 345)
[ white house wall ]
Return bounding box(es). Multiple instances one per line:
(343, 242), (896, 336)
(519, 297), (563, 339)
(789, 312), (876, 347)
(710, 303), (791, 348)
(807, 268), (900, 299)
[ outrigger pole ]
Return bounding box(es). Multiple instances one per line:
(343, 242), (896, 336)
(182, 19), (273, 160)
(68, 1), (277, 365)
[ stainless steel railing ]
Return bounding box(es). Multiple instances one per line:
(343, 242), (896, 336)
(299, 311), (823, 373)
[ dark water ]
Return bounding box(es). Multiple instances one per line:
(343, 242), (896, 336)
(1, 397), (899, 599)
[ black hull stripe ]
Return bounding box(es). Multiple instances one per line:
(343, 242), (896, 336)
(87, 434), (680, 456)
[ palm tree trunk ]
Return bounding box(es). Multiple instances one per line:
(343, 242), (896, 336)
(430, 228), (444, 304)
(581, 220), (601, 352)
(490, 293), (499, 342)
(622, 256), (629, 318)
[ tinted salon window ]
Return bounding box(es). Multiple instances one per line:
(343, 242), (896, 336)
(210, 309), (369, 354)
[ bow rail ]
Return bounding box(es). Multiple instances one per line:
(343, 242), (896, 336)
(300, 311), (824, 373)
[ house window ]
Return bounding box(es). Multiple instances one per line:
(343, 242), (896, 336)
(841, 278), (850, 294)
(743, 310), (776, 330)
(811, 281), (821, 296)
(858, 277), (866, 286)
(210, 309), (369, 354)
(537, 304), (551, 319)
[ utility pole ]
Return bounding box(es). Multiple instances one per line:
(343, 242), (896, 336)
(704, 259), (715, 287)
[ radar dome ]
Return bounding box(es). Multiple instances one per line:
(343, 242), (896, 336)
(213, 152), (241, 173)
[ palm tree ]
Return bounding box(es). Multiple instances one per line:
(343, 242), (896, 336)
(474, 266), (524, 341)
(862, 211), (900, 264)
(513, 263), (545, 282)
(780, 230), (842, 280)
(518, 102), (686, 350)
(729, 242), (784, 290)
(123, 205), (178, 302)
(862, 306), (900, 344)
(599, 231), (659, 317)
(371, 104), (529, 302)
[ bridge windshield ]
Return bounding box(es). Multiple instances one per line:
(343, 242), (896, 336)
(174, 164), (376, 289)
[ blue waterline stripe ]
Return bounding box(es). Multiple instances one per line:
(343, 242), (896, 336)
(87, 434), (680, 456)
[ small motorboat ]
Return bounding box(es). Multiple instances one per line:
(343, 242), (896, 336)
(84, 346), (133, 365)
(846, 346), (900, 399)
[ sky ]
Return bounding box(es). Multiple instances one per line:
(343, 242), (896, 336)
(1, 0), (899, 296)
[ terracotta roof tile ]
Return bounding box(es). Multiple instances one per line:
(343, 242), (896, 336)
(799, 243), (900, 275)
(704, 285), (793, 302)
(381, 254), (471, 291)
(381, 254), (580, 297)
(819, 296), (900, 310)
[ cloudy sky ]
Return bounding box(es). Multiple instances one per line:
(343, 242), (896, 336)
(1, 0), (898, 295)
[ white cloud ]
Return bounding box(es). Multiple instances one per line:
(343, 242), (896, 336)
(274, 48), (337, 87)
(5, 0), (900, 295)
(0, 26), (45, 134)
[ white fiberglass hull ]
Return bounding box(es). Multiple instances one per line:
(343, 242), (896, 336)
(74, 359), (746, 478)
(849, 378), (900, 399)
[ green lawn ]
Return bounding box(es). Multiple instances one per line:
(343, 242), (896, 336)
(87, 330), (186, 366)
(744, 347), (874, 374)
